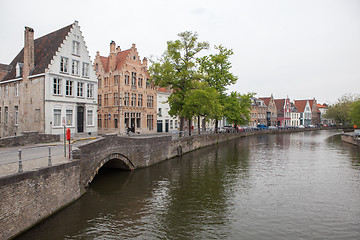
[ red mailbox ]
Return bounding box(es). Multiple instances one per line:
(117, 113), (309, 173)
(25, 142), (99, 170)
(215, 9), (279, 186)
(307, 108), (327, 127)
(66, 128), (71, 141)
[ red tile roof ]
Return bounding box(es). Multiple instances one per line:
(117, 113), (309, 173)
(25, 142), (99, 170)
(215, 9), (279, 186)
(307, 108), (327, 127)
(294, 100), (307, 113)
(2, 23), (73, 81)
(99, 49), (131, 72)
(274, 99), (285, 113)
(259, 97), (271, 107)
(158, 87), (171, 93)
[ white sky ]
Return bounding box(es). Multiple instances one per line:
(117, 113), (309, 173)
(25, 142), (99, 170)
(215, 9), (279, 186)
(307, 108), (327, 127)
(1, 0), (359, 104)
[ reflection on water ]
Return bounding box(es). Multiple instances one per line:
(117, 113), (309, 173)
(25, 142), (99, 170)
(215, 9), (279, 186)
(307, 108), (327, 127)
(16, 130), (360, 240)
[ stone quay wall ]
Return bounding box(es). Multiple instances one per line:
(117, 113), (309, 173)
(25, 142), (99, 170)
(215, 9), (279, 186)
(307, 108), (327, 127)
(0, 161), (83, 240)
(0, 131), (60, 148)
(341, 133), (360, 146)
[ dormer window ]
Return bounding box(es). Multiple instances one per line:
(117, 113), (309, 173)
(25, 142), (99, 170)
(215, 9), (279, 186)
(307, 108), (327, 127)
(72, 41), (80, 56)
(16, 62), (23, 77)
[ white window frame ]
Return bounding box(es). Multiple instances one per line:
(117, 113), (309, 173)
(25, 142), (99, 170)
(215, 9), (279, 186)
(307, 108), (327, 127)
(65, 80), (74, 96)
(82, 62), (89, 77)
(77, 82), (84, 97)
(53, 108), (61, 127)
(87, 109), (93, 126)
(60, 57), (69, 73)
(72, 41), (80, 55)
(72, 60), (79, 75)
(66, 109), (73, 126)
(15, 83), (19, 97)
(14, 106), (19, 126)
(53, 78), (62, 95)
(87, 83), (94, 98)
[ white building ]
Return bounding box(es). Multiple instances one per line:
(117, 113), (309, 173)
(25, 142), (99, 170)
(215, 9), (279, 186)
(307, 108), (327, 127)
(157, 87), (178, 132)
(0, 21), (97, 137)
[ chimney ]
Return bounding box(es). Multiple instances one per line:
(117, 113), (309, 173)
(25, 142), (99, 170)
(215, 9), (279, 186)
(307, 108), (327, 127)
(116, 46), (121, 53)
(109, 40), (116, 71)
(23, 26), (34, 79)
(142, 57), (148, 68)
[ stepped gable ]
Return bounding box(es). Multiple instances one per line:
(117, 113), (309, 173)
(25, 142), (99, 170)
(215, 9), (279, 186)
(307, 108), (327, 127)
(99, 49), (131, 72)
(2, 23), (73, 81)
(259, 97), (271, 107)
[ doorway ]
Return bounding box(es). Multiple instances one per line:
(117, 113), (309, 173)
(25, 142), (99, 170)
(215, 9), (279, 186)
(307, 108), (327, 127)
(77, 106), (84, 133)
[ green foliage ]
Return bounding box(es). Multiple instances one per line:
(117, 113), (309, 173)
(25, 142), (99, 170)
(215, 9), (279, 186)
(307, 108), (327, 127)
(224, 92), (253, 127)
(349, 100), (360, 126)
(198, 45), (238, 94)
(325, 93), (360, 125)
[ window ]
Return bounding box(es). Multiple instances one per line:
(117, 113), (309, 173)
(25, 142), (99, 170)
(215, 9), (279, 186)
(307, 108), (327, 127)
(136, 112), (141, 128)
(125, 75), (130, 85)
(98, 114), (102, 128)
(147, 95), (154, 108)
(124, 92), (129, 106)
(5, 107), (8, 125)
(131, 93), (136, 106)
(60, 57), (68, 73)
(147, 114), (153, 130)
(15, 83), (19, 97)
(87, 83), (94, 98)
(98, 94), (102, 106)
(4, 85), (9, 97)
(72, 41), (80, 55)
(104, 94), (109, 106)
(104, 114), (108, 128)
(170, 120), (173, 129)
(131, 72), (136, 86)
(104, 77), (109, 86)
(114, 92), (119, 106)
(65, 80), (73, 96)
(138, 94), (143, 107)
(175, 120), (178, 128)
(77, 82), (84, 97)
(82, 63), (89, 77)
(124, 112), (129, 128)
(72, 60), (79, 75)
(14, 106), (18, 125)
(87, 110), (93, 126)
(138, 77), (143, 87)
(66, 109), (73, 126)
(114, 75), (120, 85)
(54, 109), (61, 127)
(98, 77), (102, 87)
(16, 62), (23, 77)
(114, 114), (118, 128)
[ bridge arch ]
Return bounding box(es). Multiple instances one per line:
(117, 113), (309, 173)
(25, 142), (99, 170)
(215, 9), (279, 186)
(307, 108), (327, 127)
(85, 153), (135, 186)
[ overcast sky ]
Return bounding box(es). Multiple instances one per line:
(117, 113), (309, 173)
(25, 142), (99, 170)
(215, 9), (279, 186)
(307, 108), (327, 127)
(1, 0), (359, 104)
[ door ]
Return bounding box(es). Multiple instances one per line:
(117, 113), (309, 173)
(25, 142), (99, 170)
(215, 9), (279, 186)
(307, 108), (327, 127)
(165, 120), (169, 132)
(77, 106), (84, 133)
(157, 120), (163, 132)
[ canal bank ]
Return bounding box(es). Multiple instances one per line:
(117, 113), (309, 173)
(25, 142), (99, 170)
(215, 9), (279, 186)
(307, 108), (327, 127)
(0, 128), (341, 239)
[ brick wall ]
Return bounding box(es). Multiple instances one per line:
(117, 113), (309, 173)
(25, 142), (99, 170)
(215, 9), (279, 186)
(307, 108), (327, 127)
(0, 161), (83, 240)
(0, 131), (60, 148)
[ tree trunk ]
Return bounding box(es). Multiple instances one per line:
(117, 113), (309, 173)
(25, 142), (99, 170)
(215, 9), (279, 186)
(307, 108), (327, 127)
(180, 116), (185, 137)
(215, 119), (219, 133)
(202, 117), (206, 133)
(188, 119), (192, 136)
(198, 116), (201, 135)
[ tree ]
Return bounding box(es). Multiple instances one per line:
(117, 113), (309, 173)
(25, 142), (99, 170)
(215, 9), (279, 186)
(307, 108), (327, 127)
(182, 85), (222, 134)
(149, 31), (209, 135)
(349, 100), (360, 126)
(224, 92), (253, 129)
(198, 45), (238, 132)
(325, 93), (360, 125)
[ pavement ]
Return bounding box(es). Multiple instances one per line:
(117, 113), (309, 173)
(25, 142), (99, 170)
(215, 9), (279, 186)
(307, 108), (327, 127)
(0, 136), (99, 178)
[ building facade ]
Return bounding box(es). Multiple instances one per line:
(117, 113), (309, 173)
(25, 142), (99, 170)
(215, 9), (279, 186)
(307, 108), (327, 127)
(259, 94), (277, 126)
(157, 87), (178, 132)
(0, 22), (97, 138)
(294, 99), (320, 126)
(250, 97), (267, 127)
(290, 103), (300, 127)
(94, 42), (157, 134)
(274, 98), (291, 126)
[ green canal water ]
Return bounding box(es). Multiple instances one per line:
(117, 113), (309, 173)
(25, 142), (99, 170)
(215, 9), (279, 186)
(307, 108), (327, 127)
(16, 130), (360, 239)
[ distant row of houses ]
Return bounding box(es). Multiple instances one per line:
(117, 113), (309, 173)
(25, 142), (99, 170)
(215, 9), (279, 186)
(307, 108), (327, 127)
(249, 95), (331, 128)
(0, 22), (331, 138)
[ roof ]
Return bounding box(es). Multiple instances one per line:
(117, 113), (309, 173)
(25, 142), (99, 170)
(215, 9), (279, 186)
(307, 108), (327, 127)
(317, 104), (326, 108)
(294, 100), (307, 113)
(0, 63), (12, 80)
(259, 97), (271, 106)
(2, 23), (73, 81)
(158, 87), (171, 93)
(274, 99), (285, 113)
(99, 49), (131, 72)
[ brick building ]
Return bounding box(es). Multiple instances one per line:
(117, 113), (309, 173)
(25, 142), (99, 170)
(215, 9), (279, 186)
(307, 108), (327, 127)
(94, 41), (157, 134)
(0, 22), (97, 138)
(274, 98), (291, 126)
(259, 94), (277, 126)
(250, 97), (267, 127)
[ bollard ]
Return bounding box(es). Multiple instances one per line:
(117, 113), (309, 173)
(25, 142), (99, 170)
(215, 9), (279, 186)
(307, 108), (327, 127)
(18, 149), (23, 173)
(48, 146), (52, 166)
(70, 143), (73, 160)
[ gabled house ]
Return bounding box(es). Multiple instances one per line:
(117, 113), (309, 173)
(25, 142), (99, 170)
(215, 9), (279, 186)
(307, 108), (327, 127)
(259, 94), (277, 126)
(290, 102), (300, 127)
(0, 21), (97, 138)
(294, 98), (320, 126)
(94, 41), (157, 134)
(274, 97), (291, 126)
(157, 87), (178, 132)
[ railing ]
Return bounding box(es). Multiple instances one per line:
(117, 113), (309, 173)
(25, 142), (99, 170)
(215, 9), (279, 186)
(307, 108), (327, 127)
(0, 145), (72, 176)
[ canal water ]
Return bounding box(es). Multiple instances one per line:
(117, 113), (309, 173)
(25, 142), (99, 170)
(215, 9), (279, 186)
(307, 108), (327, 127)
(16, 130), (360, 240)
